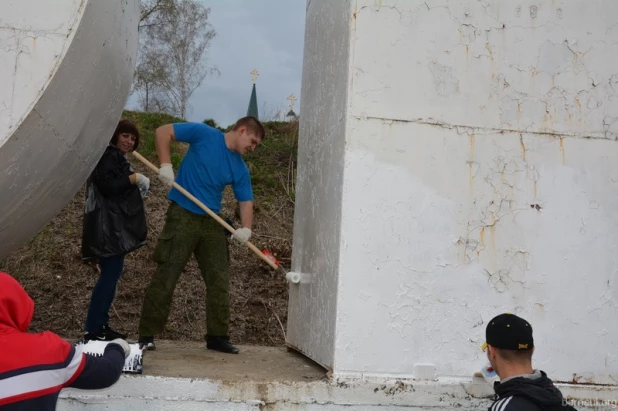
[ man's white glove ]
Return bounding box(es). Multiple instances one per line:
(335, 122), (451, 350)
(158, 163), (174, 186)
(110, 338), (131, 359)
(135, 173), (150, 192)
(232, 227), (251, 243)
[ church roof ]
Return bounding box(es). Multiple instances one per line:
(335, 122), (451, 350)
(247, 83), (258, 119)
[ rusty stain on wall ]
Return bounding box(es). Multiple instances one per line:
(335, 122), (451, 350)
(489, 218), (497, 271)
(485, 43), (495, 80)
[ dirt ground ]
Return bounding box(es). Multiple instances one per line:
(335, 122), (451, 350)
(0, 156), (295, 347)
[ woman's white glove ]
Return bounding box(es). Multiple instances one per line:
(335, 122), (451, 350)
(136, 173), (150, 189)
(158, 163), (174, 186)
(232, 227), (251, 243)
(110, 338), (131, 359)
(135, 173), (150, 197)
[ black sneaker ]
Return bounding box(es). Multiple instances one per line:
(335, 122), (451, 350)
(83, 331), (106, 342)
(138, 336), (156, 350)
(206, 336), (239, 354)
(101, 324), (127, 340)
(84, 324), (127, 342)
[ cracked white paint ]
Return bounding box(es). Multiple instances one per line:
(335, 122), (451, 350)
(0, 0), (84, 145)
(289, 0), (618, 386)
(0, 0), (139, 258)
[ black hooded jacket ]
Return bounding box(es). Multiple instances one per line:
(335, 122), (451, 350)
(489, 370), (577, 410)
(81, 145), (147, 260)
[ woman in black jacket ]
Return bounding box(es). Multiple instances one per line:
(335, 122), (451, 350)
(81, 119), (149, 341)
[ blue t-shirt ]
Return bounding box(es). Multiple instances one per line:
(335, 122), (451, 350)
(167, 122), (253, 215)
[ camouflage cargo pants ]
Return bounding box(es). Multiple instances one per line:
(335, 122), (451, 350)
(138, 201), (230, 338)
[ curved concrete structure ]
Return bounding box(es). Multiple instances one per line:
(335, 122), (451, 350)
(0, 0), (139, 259)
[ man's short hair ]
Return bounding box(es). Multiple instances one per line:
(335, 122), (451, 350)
(232, 116), (265, 141)
(494, 347), (534, 362)
(110, 119), (140, 150)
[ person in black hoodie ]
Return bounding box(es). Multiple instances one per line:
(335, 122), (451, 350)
(483, 313), (577, 410)
(80, 119), (149, 342)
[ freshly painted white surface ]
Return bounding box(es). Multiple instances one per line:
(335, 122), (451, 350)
(287, 0), (351, 369)
(290, 0), (618, 385)
(57, 374), (616, 410)
(0, 0), (140, 259)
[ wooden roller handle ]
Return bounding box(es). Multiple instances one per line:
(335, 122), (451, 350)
(132, 151), (279, 270)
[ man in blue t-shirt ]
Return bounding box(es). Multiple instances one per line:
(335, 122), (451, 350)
(137, 116), (265, 355)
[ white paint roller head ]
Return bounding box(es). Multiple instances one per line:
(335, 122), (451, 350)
(286, 271), (301, 283)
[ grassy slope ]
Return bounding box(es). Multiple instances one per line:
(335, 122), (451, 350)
(0, 111), (298, 346)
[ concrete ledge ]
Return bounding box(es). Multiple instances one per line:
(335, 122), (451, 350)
(58, 342), (617, 410)
(60, 375), (488, 410)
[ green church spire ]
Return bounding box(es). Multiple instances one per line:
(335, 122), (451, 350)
(247, 69), (259, 119)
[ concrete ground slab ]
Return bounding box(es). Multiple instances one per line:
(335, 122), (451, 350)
(141, 340), (326, 382)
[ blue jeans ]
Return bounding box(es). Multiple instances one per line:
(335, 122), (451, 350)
(84, 255), (125, 333)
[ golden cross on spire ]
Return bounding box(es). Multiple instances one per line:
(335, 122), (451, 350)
(288, 93), (297, 111)
(251, 69), (259, 84)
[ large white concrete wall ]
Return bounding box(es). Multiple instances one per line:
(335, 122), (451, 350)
(288, 0), (351, 369)
(0, 0), (139, 259)
(289, 0), (618, 384)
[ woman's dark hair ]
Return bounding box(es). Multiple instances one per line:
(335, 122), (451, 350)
(110, 119), (140, 151)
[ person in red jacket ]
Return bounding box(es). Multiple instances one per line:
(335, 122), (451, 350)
(0, 272), (129, 410)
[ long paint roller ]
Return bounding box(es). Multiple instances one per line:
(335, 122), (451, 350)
(132, 151), (301, 283)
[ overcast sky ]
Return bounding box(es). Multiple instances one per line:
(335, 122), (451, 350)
(128, 0), (306, 128)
